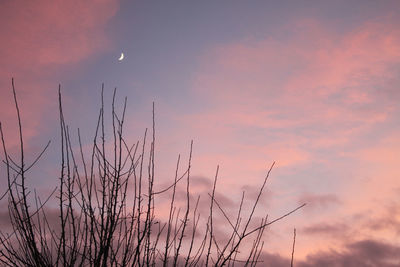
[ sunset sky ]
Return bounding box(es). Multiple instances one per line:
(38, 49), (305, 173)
(1, 1), (400, 265)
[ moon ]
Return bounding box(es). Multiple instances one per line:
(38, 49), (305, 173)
(118, 52), (124, 61)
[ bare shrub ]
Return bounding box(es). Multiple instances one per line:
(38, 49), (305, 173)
(0, 79), (305, 266)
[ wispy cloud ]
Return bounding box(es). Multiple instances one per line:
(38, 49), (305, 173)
(302, 222), (349, 236)
(298, 193), (341, 211)
(168, 16), (400, 258)
(0, 0), (119, 147)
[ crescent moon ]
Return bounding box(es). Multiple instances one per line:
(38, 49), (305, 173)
(118, 53), (124, 61)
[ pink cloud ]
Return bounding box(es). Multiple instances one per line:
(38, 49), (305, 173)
(183, 17), (400, 172)
(0, 0), (118, 73)
(0, 0), (119, 147)
(166, 17), (400, 258)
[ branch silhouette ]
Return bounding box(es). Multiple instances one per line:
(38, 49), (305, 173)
(0, 80), (305, 266)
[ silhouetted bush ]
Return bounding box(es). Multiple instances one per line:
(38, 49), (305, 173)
(0, 80), (304, 266)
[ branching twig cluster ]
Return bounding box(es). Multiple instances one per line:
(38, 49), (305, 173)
(0, 80), (305, 266)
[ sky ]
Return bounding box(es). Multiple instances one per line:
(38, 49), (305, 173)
(1, 0), (400, 265)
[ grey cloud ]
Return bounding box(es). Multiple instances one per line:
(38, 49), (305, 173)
(298, 192), (341, 210)
(302, 222), (350, 236)
(298, 239), (400, 267)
